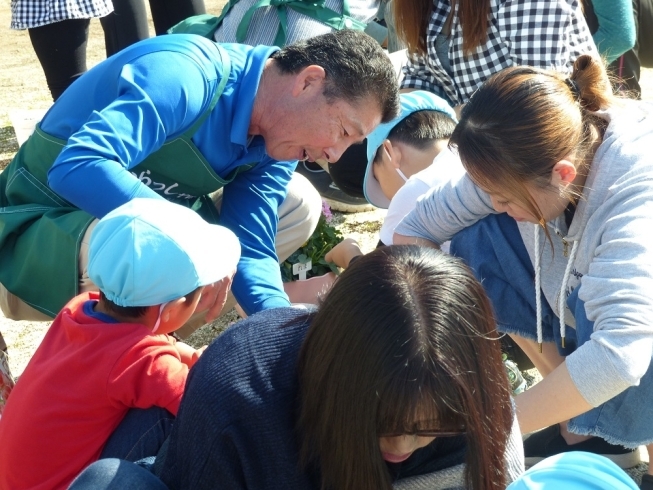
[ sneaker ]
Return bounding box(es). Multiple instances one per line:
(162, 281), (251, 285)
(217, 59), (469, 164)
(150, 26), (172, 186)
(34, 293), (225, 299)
(524, 424), (640, 469)
(296, 161), (375, 213)
(641, 474), (653, 490)
(503, 355), (527, 395)
(0, 349), (15, 415)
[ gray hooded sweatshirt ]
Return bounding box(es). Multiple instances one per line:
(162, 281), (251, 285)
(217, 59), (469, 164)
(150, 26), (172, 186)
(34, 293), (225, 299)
(396, 101), (653, 408)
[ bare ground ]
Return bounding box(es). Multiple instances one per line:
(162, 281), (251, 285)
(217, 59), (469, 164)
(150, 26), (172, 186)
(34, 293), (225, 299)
(0, 2), (652, 482)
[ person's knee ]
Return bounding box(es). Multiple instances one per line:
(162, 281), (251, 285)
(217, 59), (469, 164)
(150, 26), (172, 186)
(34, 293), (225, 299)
(276, 173), (322, 261)
(283, 172), (322, 224)
(0, 283), (54, 322)
(69, 459), (169, 490)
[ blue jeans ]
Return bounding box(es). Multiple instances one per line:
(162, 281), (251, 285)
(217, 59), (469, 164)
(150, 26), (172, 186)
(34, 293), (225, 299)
(100, 407), (174, 462)
(69, 459), (168, 490)
(450, 214), (653, 447)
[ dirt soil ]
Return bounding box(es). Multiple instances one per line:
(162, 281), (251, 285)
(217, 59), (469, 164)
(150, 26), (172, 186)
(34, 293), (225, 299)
(1, 2), (652, 481)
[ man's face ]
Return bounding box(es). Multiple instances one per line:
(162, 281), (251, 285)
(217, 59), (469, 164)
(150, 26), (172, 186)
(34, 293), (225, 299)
(264, 93), (382, 164)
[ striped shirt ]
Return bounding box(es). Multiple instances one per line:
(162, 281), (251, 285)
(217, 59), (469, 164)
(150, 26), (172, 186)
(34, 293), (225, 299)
(213, 0), (378, 46)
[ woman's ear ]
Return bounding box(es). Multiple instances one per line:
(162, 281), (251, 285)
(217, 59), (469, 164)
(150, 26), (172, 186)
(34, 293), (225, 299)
(552, 159), (578, 189)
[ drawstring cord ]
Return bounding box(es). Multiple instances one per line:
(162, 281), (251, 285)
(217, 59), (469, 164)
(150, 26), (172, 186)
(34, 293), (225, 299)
(534, 224), (543, 352)
(559, 240), (579, 348)
(533, 223), (579, 352)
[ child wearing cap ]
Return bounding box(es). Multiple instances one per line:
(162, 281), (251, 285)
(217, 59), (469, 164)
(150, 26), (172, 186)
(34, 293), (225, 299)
(506, 452), (639, 489)
(324, 90), (461, 269)
(0, 198), (241, 490)
(282, 91), (459, 306)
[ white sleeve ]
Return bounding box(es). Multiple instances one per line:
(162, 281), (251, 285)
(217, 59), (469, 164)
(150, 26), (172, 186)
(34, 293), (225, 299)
(380, 179), (431, 245)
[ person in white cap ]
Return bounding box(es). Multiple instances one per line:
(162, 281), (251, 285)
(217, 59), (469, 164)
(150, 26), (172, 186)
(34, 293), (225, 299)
(0, 198), (241, 490)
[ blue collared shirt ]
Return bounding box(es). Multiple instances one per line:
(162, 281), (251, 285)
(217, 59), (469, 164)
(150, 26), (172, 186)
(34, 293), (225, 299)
(44, 34), (294, 314)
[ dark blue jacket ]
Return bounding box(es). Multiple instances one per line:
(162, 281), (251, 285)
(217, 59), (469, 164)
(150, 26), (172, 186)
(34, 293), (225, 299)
(155, 307), (466, 489)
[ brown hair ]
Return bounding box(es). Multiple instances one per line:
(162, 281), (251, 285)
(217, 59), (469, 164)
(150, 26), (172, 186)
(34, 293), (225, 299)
(450, 55), (612, 231)
(393, 0), (491, 56)
(297, 245), (513, 490)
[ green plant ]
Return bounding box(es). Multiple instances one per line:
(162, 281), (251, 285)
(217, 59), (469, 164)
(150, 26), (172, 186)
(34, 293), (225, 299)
(280, 201), (343, 281)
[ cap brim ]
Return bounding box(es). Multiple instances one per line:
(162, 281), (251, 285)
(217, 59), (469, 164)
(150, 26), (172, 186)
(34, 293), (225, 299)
(362, 91), (457, 209)
(363, 160), (392, 208)
(192, 222), (241, 289)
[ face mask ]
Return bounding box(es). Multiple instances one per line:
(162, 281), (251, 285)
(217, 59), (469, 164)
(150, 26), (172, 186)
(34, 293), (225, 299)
(396, 168), (409, 182)
(151, 302), (169, 333)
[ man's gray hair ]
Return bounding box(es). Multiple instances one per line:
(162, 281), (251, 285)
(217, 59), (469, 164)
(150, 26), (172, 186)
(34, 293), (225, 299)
(271, 29), (400, 123)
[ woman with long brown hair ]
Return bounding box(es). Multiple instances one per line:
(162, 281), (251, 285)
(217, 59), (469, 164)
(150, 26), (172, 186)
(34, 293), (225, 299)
(395, 53), (653, 482)
(393, 0), (597, 108)
(69, 245), (523, 490)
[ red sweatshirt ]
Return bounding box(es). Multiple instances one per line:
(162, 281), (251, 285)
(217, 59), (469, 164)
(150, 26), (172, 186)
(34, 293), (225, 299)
(0, 292), (188, 490)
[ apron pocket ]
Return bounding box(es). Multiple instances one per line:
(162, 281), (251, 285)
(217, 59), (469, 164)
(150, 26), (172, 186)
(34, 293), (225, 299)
(4, 167), (70, 208)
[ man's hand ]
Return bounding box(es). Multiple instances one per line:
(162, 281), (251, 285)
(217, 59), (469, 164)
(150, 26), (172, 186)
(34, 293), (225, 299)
(325, 238), (363, 269)
(195, 270), (236, 323)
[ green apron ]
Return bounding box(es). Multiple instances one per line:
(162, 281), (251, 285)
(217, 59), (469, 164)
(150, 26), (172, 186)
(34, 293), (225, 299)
(0, 46), (250, 317)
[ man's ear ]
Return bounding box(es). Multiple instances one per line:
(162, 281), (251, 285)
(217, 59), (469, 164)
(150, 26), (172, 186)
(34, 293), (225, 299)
(552, 159), (578, 188)
(291, 65), (326, 97)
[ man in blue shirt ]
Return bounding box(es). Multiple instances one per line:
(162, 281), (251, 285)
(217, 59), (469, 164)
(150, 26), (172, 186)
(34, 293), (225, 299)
(0, 29), (399, 335)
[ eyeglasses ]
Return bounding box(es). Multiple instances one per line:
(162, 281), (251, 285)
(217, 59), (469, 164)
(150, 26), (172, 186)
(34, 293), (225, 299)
(379, 429), (465, 438)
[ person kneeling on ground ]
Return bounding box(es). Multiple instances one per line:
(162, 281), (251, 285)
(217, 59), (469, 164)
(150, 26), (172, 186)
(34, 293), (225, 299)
(0, 198), (241, 490)
(70, 246), (524, 490)
(395, 55), (653, 476)
(0, 29), (399, 339)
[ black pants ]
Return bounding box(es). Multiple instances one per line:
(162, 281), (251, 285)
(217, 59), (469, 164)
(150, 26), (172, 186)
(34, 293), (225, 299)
(28, 18), (92, 101)
(28, 0), (205, 101)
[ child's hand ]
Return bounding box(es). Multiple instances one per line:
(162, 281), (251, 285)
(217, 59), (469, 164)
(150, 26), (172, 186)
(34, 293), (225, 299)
(190, 345), (208, 366)
(325, 238), (363, 269)
(175, 341), (205, 368)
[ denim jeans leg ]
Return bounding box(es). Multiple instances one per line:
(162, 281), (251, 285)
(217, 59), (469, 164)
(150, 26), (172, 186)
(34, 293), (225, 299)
(69, 459), (169, 490)
(449, 214), (575, 355)
(100, 407), (174, 462)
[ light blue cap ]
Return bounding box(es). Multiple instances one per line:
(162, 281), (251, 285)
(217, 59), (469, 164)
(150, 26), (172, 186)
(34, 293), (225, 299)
(88, 198), (241, 307)
(507, 452), (639, 490)
(363, 90), (456, 209)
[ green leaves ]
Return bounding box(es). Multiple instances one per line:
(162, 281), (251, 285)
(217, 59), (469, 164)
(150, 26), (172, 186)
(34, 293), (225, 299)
(280, 204), (343, 281)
